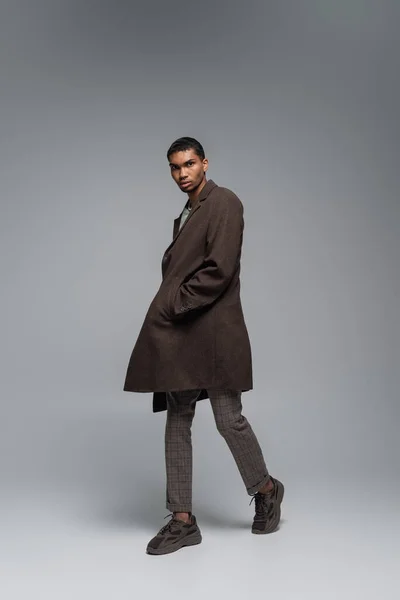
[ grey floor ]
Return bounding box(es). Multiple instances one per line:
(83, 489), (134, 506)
(2, 405), (399, 600)
(1, 480), (399, 600)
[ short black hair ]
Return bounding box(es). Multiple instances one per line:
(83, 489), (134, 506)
(167, 137), (205, 161)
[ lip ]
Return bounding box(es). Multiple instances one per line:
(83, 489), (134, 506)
(180, 181), (191, 187)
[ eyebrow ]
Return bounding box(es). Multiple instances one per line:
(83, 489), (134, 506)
(169, 159), (195, 167)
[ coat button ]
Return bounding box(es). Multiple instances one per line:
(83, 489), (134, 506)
(179, 303), (192, 312)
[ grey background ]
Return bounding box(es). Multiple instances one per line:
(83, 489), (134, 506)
(1, 1), (399, 598)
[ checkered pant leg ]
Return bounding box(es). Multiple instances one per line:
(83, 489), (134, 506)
(208, 390), (270, 495)
(165, 389), (270, 512)
(165, 390), (198, 512)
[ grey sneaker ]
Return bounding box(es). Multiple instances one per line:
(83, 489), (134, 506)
(146, 514), (202, 555)
(250, 476), (284, 534)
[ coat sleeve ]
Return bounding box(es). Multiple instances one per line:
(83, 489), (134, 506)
(168, 193), (244, 320)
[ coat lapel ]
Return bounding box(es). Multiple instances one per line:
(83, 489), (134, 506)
(165, 179), (217, 254)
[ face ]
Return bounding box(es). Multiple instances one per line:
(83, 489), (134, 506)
(168, 148), (208, 193)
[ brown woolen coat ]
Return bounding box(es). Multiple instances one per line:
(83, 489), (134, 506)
(123, 179), (253, 412)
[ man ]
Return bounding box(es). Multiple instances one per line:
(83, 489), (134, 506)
(123, 137), (284, 555)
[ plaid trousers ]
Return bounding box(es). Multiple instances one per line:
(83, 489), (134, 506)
(165, 389), (270, 512)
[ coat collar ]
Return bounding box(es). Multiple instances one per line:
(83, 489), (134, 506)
(169, 179), (217, 247)
(197, 178), (217, 202)
(182, 178), (217, 210)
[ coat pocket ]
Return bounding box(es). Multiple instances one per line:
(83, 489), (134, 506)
(166, 277), (182, 320)
(156, 277), (180, 321)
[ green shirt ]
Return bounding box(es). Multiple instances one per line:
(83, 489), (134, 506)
(179, 202), (192, 230)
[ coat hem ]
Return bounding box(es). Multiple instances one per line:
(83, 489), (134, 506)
(123, 386), (253, 393)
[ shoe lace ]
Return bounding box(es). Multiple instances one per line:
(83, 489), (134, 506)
(159, 514), (180, 535)
(249, 492), (270, 518)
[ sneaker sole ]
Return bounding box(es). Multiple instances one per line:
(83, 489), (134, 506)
(146, 530), (202, 555)
(252, 480), (285, 535)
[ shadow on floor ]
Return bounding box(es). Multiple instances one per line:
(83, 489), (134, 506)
(36, 408), (287, 533)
